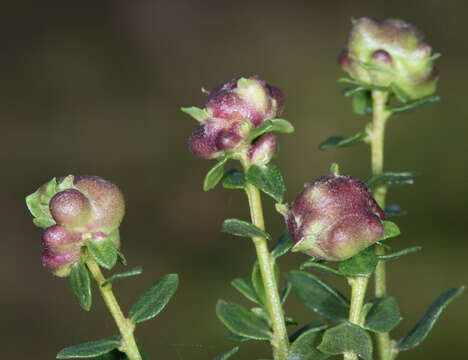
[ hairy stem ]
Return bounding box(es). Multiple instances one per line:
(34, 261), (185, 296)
(344, 277), (369, 360)
(371, 90), (392, 360)
(85, 255), (142, 360)
(240, 154), (289, 360)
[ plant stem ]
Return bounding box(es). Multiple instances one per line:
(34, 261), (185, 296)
(239, 154), (289, 360)
(85, 255), (142, 360)
(344, 277), (369, 360)
(371, 90), (392, 360)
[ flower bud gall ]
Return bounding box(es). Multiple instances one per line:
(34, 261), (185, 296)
(49, 189), (92, 231)
(187, 76), (284, 159)
(248, 133), (277, 166)
(340, 17), (438, 99)
(285, 174), (385, 261)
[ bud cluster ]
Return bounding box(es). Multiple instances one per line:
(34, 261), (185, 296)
(27, 175), (125, 276)
(339, 17), (438, 99)
(187, 76), (284, 160)
(284, 173), (385, 261)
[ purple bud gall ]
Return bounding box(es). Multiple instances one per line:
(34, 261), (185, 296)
(248, 133), (277, 166)
(187, 76), (284, 159)
(285, 174), (385, 261)
(49, 189), (92, 231)
(340, 17), (438, 99)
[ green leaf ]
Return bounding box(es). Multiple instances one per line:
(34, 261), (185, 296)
(366, 171), (415, 189)
(245, 118), (294, 143)
(231, 277), (260, 304)
(129, 273), (179, 324)
(384, 204), (407, 217)
(280, 281), (292, 305)
(377, 246), (422, 262)
(216, 300), (272, 341)
(288, 322), (329, 360)
(364, 297), (402, 333)
(352, 91), (373, 115)
(214, 347), (239, 360)
(204, 156), (230, 191)
(396, 286), (465, 351)
(338, 248), (378, 278)
(70, 259), (91, 311)
(102, 266), (143, 287)
(56, 336), (121, 359)
(57, 175), (74, 191)
(390, 96), (440, 114)
(289, 319), (328, 342)
(33, 216), (56, 228)
(181, 106), (209, 122)
(285, 270), (350, 322)
(271, 231), (293, 259)
(116, 251), (127, 265)
(300, 259), (342, 276)
(380, 221), (400, 241)
(318, 323), (373, 360)
(95, 350), (127, 360)
(318, 132), (369, 150)
(390, 83), (409, 103)
(246, 164), (286, 202)
(86, 238), (118, 270)
(222, 169), (246, 190)
(221, 219), (271, 240)
(251, 261), (279, 307)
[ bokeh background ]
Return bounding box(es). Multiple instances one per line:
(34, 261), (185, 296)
(2, 1), (467, 359)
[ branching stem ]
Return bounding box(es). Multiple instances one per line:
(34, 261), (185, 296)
(85, 255), (142, 360)
(239, 154), (289, 360)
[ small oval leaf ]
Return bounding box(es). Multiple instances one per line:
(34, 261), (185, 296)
(56, 336), (121, 359)
(245, 119), (294, 143)
(288, 322), (329, 360)
(231, 277), (260, 304)
(318, 323), (373, 360)
(204, 156), (229, 191)
(338, 248), (378, 278)
(366, 172), (416, 190)
(271, 231), (293, 259)
(86, 238), (118, 270)
(380, 221), (400, 241)
(364, 297), (402, 333)
(377, 246), (422, 262)
(246, 164), (286, 203)
(221, 219), (271, 240)
(285, 270), (350, 322)
(129, 273), (179, 324)
(216, 300), (272, 341)
(222, 169), (246, 190)
(70, 259), (92, 311)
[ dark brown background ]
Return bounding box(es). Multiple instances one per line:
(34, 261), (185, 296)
(1, 1), (467, 359)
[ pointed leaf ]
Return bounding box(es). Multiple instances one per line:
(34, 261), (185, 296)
(271, 231), (293, 259)
(246, 164), (286, 202)
(216, 300), (272, 341)
(214, 347), (239, 360)
(364, 297), (402, 333)
(380, 221), (400, 241)
(318, 323), (373, 360)
(204, 156), (229, 191)
(396, 286), (465, 351)
(338, 248), (378, 278)
(221, 219), (271, 240)
(366, 172), (415, 189)
(56, 336), (121, 359)
(225, 331), (250, 342)
(86, 238), (118, 270)
(390, 96), (439, 114)
(70, 259), (92, 311)
(231, 277), (260, 304)
(377, 246), (422, 262)
(222, 169), (246, 190)
(288, 322), (329, 360)
(181, 106), (209, 122)
(102, 266), (143, 287)
(285, 270), (350, 322)
(117, 251), (127, 266)
(280, 281), (292, 305)
(129, 273), (179, 324)
(245, 118), (294, 142)
(319, 132), (369, 150)
(33, 216), (56, 228)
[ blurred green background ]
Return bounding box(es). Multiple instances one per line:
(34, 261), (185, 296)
(2, 0), (467, 359)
